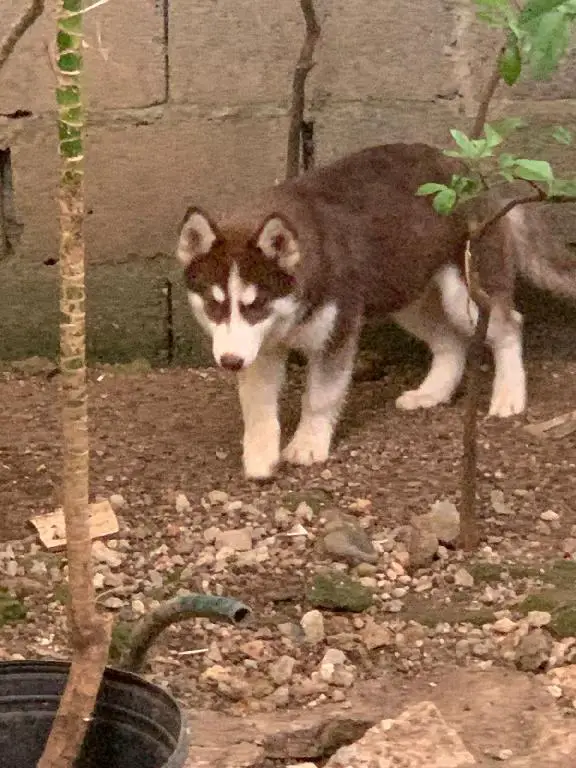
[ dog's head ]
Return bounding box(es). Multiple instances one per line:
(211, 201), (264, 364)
(176, 207), (302, 370)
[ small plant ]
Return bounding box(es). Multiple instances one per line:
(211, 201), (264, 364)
(417, 0), (576, 547)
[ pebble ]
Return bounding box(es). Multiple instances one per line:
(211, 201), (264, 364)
(214, 528), (253, 552)
(454, 568), (474, 588)
(301, 610), (325, 644)
(175, 493), (191, 513)
(207, 490), (229, 505)
(540, 509), (559, 522)
(269, 655), (297, 685)
(91, 540), (124, 568)
(526, 610), (552, 628)
(109, 493), (126, 511)
(493, 617), (517, 634)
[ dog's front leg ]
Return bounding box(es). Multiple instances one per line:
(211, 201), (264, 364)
(237, 350), (287, 480)
(283, 330), (359, 467)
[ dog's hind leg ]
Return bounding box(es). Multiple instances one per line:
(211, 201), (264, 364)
(283, 327), (360, 467)
(237, 349), (287, 479)
(433, 264), (526, 418)
(393, 284), (469, 411)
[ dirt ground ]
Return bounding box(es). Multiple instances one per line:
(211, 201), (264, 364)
(1, 326), (576, 765)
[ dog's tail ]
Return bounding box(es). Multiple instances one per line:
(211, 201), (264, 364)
(505, 204), (576, 300)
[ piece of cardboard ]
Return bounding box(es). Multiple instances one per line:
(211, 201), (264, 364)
(29, 499), (119, 550)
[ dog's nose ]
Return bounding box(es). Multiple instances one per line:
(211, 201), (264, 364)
(220, 354), (244, 372)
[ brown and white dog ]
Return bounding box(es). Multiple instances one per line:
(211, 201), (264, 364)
(176, 143), (576, 479)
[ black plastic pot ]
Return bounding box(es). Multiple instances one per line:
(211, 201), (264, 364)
(0, 660), (189, 768)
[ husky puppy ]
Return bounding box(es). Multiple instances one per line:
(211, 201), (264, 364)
(176, 143), (576, 479)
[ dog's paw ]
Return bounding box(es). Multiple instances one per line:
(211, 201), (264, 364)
(282, 430), (330, 466)
(243, 433), (279, 480)
(395, 388), (449, 411)
(488, 385), (526, 419)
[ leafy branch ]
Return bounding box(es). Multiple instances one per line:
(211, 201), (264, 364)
(417, 0), (576, 549)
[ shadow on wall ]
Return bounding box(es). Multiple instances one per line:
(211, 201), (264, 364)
(1, 253), (576, 367)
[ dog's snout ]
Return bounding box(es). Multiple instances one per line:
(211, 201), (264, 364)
(220, 354), (245, 372)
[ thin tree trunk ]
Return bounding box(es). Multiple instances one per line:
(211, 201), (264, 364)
(37, 1), (112, 765)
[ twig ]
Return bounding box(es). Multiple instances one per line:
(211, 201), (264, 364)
(471, 46), (505, 140)
(286, 0), (320, 179)
(0, 0), (44, 72)
(458, 41), (505, 550)
(301, 119), (316, 172)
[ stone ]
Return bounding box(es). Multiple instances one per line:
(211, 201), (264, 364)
(207, 490), (229, 505)
(322, 511), (378, 565)
(541, 509), (560, 522)
(526, 611), (552, 628)
(493, 617), (517, 634)
(325, 700), (476, 767)
(269, 655), (297, 685)
(321, 648), (347, 666)
(301, 610), (325, 644)
(454, 568), (475, 588)
(175, 493), (191, 513)
(215, 528), (253, 552)
(547, 665), (576, 699)
(307, 571), (374, 612)
(91, 540), (124, 568)
(362, 620), (394, 650)
(515, 629), (553, 673)
(109, 493), (127, 510)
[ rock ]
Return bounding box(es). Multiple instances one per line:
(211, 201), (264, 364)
(301, 610), (325, 644)
(454, 568), (475, 588)
(490, 490), (513, 516)
(102, 596), (123, 609)
(269, 655), (297, 685)
(307, 571), (374, 612)
(527, 611), (552, 628)
(493, 617), (517, 634)
(207, 490), (229, 505)
(547, 665), (576, 699)
(321, 648), (347, 666)
(91, 540), (124, 568)
(362, 620), (394, 650)
(175, 493), (191, 513)
(541, 509), (560, 522)
(201, 665), (250, 700)
(325, 700), (476, 767)
(215, 528), (253, 552)
(109, 493), (126, 511)
(515, 629), (553, 673)
(322, 511), (378, 565)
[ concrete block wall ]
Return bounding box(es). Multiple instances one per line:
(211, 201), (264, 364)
(1, 0), (576, 363)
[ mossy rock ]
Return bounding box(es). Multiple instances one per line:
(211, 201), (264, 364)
(550, 606), (576, 639)
(307, 571), (373, 612)
(468, 563), (505, 585)
(403, 596), (495, 627)
(0, 589), (27, 626)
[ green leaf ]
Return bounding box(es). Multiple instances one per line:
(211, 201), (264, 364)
(432, 188), (457, 215)
(499, 35), (523, 85)
(416, 182), (449, 196)
(490, 117), (528, 137)
(552, 125), (573, 144)
(499, 152), (518, 169)
(449, 129), (476, 155)
(484, 124), (504, 149)
(523, 10), (570, 78)
(548, 178), (576, 196)
(513, 158), (555, 182)
(519, 0), (570, 24)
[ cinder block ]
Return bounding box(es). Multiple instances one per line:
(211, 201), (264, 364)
(313, 0), (455, 103)
(169, 0), (302, 106)
(0, 0), (165, 114)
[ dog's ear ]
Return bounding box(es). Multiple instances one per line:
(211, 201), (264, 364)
(253, 214), (300, 274)
(177, 207), (220, 267)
